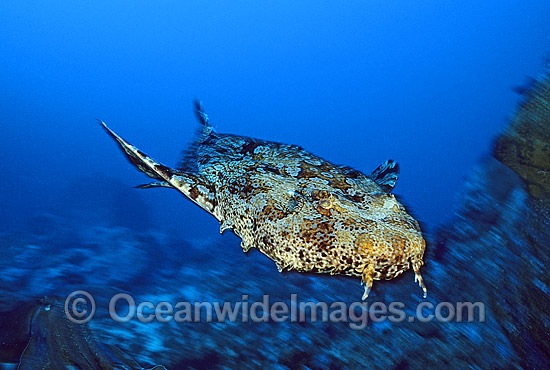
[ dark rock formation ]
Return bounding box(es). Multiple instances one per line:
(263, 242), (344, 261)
(0, 297), (166, 369)
(432, 157), (550, 369)
(494, 67), (550, 199)
(432, 68), (550, 367)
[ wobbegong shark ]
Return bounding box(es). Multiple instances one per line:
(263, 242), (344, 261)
(100, 102), (427, 299)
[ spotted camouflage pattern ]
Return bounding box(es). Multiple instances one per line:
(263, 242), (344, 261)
(100, 103), (427, 299)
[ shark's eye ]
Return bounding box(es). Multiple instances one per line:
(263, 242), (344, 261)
(317, 197), (334, 216)
(319, 199), (332, 209)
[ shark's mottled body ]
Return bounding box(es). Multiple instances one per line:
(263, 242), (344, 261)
(100, 103), (427, 299)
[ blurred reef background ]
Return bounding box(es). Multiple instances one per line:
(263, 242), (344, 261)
(1, 68), (549, 369)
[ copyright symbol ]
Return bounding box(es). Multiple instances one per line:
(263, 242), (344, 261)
(64, 290), (96, 324)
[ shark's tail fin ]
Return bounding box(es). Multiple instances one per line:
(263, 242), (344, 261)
(99, 120), (218, 216)
(99, 120), (174, 183)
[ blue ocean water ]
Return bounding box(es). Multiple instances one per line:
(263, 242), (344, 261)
(1, 1), (549, 369)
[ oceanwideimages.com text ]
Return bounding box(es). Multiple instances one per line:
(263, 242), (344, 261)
(65, 290), (485, 330)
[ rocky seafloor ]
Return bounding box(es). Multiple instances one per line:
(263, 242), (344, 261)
(1, 68), (549, 369)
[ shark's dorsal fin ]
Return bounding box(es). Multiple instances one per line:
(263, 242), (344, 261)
(369, 159), (399, 192)
(194, 99), (210, 127)
(178, 101), (216, 173)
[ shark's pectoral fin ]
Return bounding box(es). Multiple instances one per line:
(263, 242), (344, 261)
(134, 182), (172, 189)
(369, 160), (399, 192)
